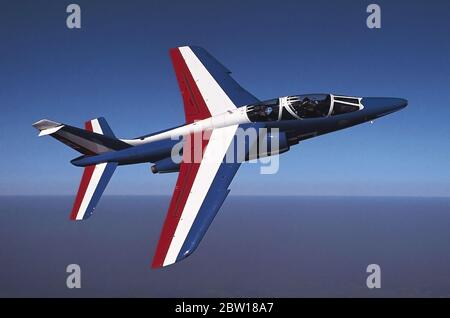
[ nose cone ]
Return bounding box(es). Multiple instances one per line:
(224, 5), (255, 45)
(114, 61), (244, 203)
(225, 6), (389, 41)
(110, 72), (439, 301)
(361, 97), (408, 118)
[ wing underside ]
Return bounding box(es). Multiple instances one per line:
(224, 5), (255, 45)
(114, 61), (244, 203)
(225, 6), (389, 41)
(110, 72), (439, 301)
(152, 125), (240, 268)
(152, 46), (261, 268)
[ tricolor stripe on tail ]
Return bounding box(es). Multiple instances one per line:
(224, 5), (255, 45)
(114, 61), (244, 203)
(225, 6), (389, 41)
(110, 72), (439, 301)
(32, 117), (123, 221)
(85, 117), (116, 138)
(70, 162), (117, 220)
(68, 118), (120, 220)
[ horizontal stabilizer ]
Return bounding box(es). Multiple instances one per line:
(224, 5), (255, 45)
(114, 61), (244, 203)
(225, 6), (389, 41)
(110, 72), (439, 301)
(33, 119), (64, 136)
(32, 118), (130, 155)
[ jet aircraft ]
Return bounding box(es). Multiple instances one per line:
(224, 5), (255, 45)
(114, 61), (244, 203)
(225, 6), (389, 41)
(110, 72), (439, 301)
(33, 46), (407, 268)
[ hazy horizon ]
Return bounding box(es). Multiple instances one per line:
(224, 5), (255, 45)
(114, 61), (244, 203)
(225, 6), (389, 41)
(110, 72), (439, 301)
(2, 195), (450, 297)
(1, 194), (450, 198)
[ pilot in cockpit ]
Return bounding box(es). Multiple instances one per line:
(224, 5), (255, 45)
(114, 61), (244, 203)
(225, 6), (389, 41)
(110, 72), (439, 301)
(293, 96), (328, 118)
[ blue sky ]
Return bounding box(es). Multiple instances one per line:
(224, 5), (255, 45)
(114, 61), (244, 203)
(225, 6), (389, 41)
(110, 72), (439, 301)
(1, 0), (449, 196)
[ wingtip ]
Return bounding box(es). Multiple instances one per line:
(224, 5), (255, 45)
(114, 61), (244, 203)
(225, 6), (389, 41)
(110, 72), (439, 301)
(169, 45), (203, 54)
(151, 256), (174, 269)
(151, 249), (196, 269)
(169, 47), (181, 55)
(151, 260), (165, 269)
(151, 261), (177, 270)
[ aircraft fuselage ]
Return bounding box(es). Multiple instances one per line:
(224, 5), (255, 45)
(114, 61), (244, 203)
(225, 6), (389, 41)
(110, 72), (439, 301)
(71, 94), (407, 170)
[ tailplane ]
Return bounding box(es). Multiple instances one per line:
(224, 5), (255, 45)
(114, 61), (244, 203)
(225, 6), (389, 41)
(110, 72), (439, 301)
(32, 117), (130, 155)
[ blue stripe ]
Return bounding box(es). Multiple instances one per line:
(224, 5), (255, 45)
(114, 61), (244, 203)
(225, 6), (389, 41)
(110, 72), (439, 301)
(71, 138), (179, 167)
(176, 162), (240, 261)
(175, 123), (265, 262)
(189, 46), (260, 107)
(82, 162), (118, 220)
(96, 117), (116, 138)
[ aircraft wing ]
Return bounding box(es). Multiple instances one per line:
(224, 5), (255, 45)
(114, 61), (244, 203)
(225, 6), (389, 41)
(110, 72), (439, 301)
(152, 46), (262, 268)
(170, 46), (259, 123)
(152, 125), (241, 268)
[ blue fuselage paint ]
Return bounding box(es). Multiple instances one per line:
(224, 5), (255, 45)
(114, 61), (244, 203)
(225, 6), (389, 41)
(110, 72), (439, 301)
(71, 97), (407, 168)
(71, 138), (180, 167)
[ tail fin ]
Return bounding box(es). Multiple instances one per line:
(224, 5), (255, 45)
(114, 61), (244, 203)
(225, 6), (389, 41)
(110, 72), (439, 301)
(85, 117), (116, 138)
(70, 162), (118, 220)
(32, 117), (129, 155)
(33, 117), (127, 220)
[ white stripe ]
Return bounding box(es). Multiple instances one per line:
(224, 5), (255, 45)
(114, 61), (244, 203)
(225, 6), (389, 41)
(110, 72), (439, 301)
(121, 108), (250, 146)
(91, 119), (103, 134)
(179, 46), (236, 116)
(328, 94), (335, 116)
(163, 125), (238, 266)
(76, 163), (107, 220)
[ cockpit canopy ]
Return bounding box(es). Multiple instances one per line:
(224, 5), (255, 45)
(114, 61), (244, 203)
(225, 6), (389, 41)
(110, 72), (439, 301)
(246, 94), (362, 122)
(285, 94), (331, 119)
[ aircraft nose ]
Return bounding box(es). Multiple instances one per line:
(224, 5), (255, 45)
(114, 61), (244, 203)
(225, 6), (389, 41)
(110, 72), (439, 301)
(361, 97), (408, 118)
(389, 98), (408, 111)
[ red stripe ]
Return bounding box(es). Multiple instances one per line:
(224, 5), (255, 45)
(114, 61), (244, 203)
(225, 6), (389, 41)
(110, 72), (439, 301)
(69, 165), (96, 220)
(85, 120), (93, 132)
(170, 48), (211, 124)
(69, 121), (96, 220)
(151, 130), (210, 268)
(152, 47), (214, 268)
